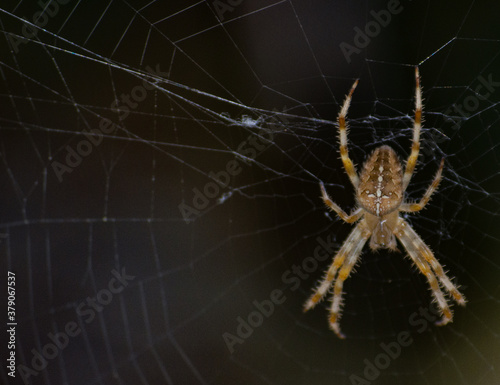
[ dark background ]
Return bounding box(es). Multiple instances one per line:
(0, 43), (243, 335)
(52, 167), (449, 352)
(1, 1), (499, 384)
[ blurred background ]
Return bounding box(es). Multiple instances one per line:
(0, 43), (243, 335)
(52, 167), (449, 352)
(1, 1), (499, 384)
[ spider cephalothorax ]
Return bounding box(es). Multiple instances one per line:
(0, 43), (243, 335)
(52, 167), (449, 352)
(304, 67), (466, 338)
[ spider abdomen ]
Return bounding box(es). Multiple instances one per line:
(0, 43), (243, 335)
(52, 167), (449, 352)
(357, 145), (403, 216)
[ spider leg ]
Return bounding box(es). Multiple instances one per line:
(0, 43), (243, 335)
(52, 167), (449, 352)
(320, 182), (363, 223)
(395, 219), (466, 326)
(338, 78), (360, 189)
(401, 158), (444, 212)
(304, 221), (371, 338)
(402, 66), (422, 191)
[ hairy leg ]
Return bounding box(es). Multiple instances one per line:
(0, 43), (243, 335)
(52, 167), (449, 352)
(402, 67), (422, 191)
(401, 158), (444, 212)
(338, 79), (360, 189)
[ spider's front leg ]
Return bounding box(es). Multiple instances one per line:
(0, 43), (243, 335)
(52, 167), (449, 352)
(304, 221), (371, 338)
(402, 66), (423, 190)
(337, 78), (360, 189)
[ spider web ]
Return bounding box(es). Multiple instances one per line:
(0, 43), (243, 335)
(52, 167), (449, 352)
(1, 1), (499, 384)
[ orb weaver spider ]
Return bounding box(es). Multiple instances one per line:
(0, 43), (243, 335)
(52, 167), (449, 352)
(304, 67), (466, 338)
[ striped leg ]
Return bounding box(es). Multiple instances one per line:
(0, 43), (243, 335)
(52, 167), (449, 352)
(395, 219), (466, 325)
(304, 222), (370, 338)
(401, 158), (445, 212)
(337, 79), (360, 189)
(403, 66), (422, 191)
(320, 182), (363, 223)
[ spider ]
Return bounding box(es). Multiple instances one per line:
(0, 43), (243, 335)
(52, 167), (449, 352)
(304, 67), (466, 338)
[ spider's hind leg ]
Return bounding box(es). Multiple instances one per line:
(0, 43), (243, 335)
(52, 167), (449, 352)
(394, 218), (466, 325)
(304, 222), (370, 338)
